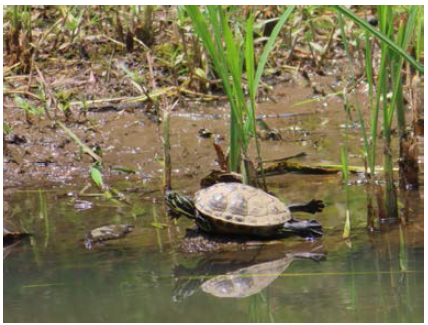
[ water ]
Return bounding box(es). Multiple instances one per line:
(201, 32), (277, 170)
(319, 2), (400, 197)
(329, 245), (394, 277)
(3, 79), (424, 322)
(3, 182), (424, 323)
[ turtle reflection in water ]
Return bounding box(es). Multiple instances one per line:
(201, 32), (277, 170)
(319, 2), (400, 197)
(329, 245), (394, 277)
(166, 182), (324, 239)
(84, 224), (134, 249)
(173, 231), (325, 300)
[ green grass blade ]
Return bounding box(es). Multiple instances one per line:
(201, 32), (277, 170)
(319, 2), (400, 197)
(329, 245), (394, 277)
(338, 12), (370, 173)
(245, 13), (256, 137)
(334, 5), (423, 74)
(57, 121), (101, 163)
(185, 5), (242, 170)
(414, 6), (423, 62)
(254, 6), (295, 90)
(90, 165), (104, 188)
(365, 30), (373, 101)
(386, 5), (417, 131)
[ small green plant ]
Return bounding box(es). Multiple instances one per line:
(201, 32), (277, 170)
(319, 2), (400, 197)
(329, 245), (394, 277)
(90, 163), (104, 189)
(3, 122), (12, 135)
(55, 90), (73, 114)
(15, 96), (44, 116)
(4, 5), (34, 73)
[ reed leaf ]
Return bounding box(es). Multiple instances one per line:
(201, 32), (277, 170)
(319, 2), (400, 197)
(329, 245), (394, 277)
(337, 12), (370, 174)
(334, 5), (423, 73)
(185, 6), (295, 175)
(57, 121), (101, 163)
(254, 6), (295, 90)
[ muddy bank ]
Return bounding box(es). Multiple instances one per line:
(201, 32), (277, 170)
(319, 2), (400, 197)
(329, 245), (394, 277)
(3, 71), (377, 191)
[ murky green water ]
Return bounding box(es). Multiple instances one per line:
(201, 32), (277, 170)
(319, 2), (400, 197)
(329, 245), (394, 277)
(3, 180), (423, 323)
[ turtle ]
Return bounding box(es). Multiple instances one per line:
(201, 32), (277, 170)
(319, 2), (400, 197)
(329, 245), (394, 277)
(166, 182), (324, 238)
(84, 224), (134, 249)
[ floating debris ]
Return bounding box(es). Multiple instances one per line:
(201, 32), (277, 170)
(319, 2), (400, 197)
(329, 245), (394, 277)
(198, 128), (213, 138)
(84, 224), (134, 249)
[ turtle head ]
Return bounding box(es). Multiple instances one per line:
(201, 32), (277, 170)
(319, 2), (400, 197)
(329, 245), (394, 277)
(165, 191), (197, 220)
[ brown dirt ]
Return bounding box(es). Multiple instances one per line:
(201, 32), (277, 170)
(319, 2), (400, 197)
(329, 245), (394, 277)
(3, 73), (334, 190)
(3, 68), (423, 198)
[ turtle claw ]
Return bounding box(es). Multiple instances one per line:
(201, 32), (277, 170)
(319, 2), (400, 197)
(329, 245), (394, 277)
(287, 199), (325, 214)
(296, 199), (325, 214)
(305, 200), (325, 213)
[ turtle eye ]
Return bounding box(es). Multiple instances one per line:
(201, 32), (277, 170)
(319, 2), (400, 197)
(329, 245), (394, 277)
(167, 192), (176, 201)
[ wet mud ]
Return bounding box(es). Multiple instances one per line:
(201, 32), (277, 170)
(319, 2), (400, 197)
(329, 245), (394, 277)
(5, 71), (415, 192)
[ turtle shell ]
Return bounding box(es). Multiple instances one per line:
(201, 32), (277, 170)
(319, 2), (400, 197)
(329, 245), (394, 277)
(194, 183), (291, 237)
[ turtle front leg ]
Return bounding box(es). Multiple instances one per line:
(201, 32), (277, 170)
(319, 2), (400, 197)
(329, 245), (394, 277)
(288, 199), (325, 214)
(195, 210), (213, 233)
